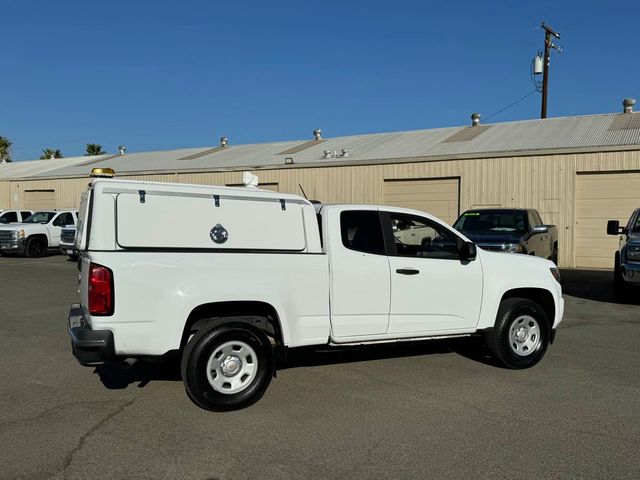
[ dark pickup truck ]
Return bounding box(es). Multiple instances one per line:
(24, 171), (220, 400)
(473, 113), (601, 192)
(453, 208), (559, 264)
(607, 208), (640, 295)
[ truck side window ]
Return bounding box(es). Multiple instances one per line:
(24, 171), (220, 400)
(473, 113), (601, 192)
(1, 212), (17, 223)
(54, 213), (74, 227)
(340, 210), (385, 255)
(21, 211), (31, 220)
(533, 210), (543, 226)
(387, 213), (459, 260)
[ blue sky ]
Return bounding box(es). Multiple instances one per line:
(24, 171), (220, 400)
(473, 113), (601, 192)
(2, 0), (639, 161)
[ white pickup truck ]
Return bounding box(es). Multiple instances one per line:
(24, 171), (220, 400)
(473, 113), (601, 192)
(68, 176), (564, 411)
(0, 210), (78, 257)
(0, 209), (33, 224)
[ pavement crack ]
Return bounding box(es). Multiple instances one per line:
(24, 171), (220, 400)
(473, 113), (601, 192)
(54, 397), (138, 480)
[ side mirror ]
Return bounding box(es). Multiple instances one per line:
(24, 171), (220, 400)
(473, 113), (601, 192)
(532, 225), (549, 234)
(606, 220), (620, 236)
(457, 238), (477, 261)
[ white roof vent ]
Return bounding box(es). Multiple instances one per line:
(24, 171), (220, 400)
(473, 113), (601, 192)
(471, 113), (481, 126)
(118, 145), (127, 155)
(313, 129), (322, 140)
(220, 136), (228, 147)
(623, 98), (636, 114)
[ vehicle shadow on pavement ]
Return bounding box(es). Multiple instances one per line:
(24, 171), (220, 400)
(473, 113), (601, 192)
(94, 358), (181, 389)
(560, 268), (640, 305)
(93, 338), (500, 389)
(280, 337), (500, 370)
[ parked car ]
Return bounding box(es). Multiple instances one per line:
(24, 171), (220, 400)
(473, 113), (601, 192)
(453, 208), (559, 264)
(607, 208), (640, 295)
(59, 227), (79, 261)
(68, 176), (564, 411)
(0, 209), (33, 224)
(0, 210), (78, 257)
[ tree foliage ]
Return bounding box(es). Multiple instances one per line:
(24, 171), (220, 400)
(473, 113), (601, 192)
(85, 143), (106, 156)
(40, 148), (63, 160)
(0, 136), (12, 162)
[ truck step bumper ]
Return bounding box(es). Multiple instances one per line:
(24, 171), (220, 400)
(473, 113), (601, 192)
(68, 303), (114, 366)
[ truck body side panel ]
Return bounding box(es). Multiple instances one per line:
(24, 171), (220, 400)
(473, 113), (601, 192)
(84, 251), (330, 355)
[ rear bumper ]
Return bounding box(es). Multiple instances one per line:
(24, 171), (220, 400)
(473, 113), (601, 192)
(68, 304), (114, 366)
(59, 244), (78, 256)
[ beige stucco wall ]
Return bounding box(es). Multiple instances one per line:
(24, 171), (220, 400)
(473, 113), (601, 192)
(4, 149), (640, 268)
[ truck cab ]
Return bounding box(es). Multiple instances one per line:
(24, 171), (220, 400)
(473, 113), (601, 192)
(0, 209), (33, 224)
(607, 208), (640, 294)
(0, 210), (78, 257)
(453, 208), (559, 264)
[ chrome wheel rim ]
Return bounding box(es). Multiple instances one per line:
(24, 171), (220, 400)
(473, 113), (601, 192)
(206, 340), (258, 394)
(508, 315), (541, 357)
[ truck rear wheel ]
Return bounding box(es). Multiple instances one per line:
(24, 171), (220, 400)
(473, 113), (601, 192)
(487, 298), (550, 369)
(181, 322), (274, 411)
(25, 237), (47, 258)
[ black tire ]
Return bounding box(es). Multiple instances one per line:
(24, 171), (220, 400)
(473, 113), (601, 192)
(551, 246), (558, 265)
(613, 252), (629, 299)
(25, 237), (47, 258)
(181, 322), (274, 411)
(486, 298), (550, 369)
(68, 253), (79, 261)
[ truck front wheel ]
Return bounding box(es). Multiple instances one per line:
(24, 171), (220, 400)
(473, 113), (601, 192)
(487, 298), (550, 369)
(25, 237), (47, 258)
(613, 252), (629, 299)
(181, 322), (274, 411)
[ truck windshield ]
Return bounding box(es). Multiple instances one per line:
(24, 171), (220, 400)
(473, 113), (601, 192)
(454, 210), (527, 234)
(23, 212), (56, 224)
(632, 215), (640, 233)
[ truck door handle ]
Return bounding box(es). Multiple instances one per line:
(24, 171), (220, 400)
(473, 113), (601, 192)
(396, 268), (420, 275)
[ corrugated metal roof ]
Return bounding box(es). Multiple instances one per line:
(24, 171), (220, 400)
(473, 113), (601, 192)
(3, 112), (640, 180)
(0, 155), (107, 179)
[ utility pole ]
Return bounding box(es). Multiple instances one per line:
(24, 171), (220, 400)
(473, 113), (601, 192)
(540, 22), (561, 119)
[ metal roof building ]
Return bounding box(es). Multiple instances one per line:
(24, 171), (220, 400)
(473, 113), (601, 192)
(2, 107), (640, 268)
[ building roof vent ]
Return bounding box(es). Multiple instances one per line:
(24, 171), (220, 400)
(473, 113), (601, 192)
(623, 98), (636, 113)
(471, 113), (481, 126)
(220, 136), (228, 147)
(313, 129), (322, 140)
(118, 145), (127, 155)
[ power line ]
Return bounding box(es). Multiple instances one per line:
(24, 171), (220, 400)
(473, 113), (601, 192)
(484, 89), (538, 122)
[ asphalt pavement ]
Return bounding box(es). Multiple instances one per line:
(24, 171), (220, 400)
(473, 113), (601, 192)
(0, 255), (639, 480)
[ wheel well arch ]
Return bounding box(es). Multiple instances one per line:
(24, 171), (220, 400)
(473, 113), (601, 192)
(180, 301), (284, 350)
(500, 288), (555, 326)
(27, 233), (48, 243)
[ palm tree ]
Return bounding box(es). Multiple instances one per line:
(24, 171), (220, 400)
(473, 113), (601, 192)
(40, 148), (63, 160)
(0, 136), (12, 162)
(85, 143), (106, 156)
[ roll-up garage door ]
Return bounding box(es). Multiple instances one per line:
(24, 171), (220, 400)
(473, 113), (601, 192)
(383, 178), (460, 225)
(24, 190), (56, 211)
(575, 172), (640, 268)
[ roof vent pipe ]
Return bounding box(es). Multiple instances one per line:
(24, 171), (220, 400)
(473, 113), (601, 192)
(313, 129), (322, 140)
(220, 136), (228, 147)
(118, 145), (127, 155)
(623, 98), (636, 114)
(471, 113), (481, 126)
(323, 150), (332, 159)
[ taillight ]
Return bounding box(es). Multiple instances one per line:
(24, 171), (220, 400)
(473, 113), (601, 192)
(88, 263), (114, 316)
